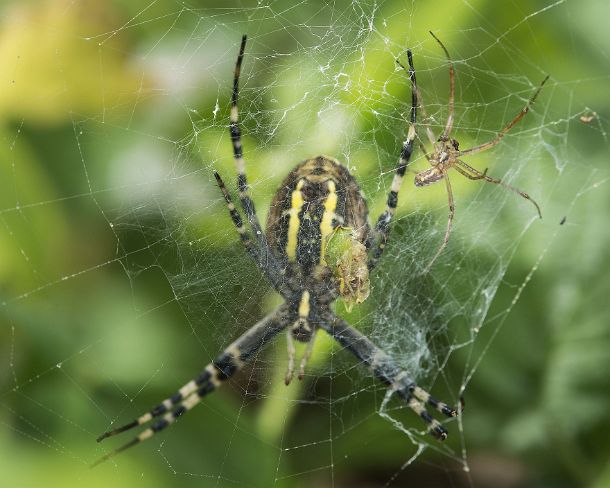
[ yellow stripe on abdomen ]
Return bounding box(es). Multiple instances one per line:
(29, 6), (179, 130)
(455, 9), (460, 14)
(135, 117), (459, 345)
(286, 179), (305, 261)
(319, 180), (337, 263)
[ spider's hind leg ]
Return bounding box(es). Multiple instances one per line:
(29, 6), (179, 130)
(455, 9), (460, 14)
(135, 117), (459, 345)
(214, 171), (259, 261)
(214, 171), (287, 293)
(229, 35), (266, 245)
(226, 35), (285, 291)
(369, 49), (418, 271)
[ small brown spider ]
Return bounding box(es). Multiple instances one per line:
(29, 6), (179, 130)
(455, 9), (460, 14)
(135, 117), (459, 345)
(404, 32), (548, 270)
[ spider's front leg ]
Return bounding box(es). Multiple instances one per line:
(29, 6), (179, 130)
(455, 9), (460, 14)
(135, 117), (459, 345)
(93, 304), (295, 467)
(319, 312), (458, 439)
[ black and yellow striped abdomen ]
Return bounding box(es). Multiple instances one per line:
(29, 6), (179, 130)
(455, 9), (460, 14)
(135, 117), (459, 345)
(267, 156), (370, 274)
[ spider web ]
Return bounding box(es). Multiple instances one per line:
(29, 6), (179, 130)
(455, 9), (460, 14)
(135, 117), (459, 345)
(1, 0), (609, 486)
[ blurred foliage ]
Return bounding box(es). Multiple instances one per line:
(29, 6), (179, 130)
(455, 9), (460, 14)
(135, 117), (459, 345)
(1, 0), (609, 487)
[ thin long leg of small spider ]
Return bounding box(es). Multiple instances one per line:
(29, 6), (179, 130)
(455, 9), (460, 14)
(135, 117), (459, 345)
(369, 49), (417, 270)
(230, 35), (270, 253)
(418, 141), (434, 163)
(214, 171), (287, 292)
(410, 87), (435, 144)
(298, 328), (318, 380)
(459, 75), (550, 156)
(319, 312), (457, 440)
(423, 174), (455, 272)
(93, 304), (294, 467)
(454, 160), (542, 218)
(429, 31), (455, 139)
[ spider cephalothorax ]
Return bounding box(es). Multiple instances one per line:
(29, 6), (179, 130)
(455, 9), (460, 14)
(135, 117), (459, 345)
(93, 34), (462, 467)
(414, 136), (461, 187)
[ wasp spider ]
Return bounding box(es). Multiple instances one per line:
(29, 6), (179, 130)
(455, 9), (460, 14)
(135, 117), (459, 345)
(93, 35), (458, 467)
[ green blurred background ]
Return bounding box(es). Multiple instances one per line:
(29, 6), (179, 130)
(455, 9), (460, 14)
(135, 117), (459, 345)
(1, 0), (609, 487)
